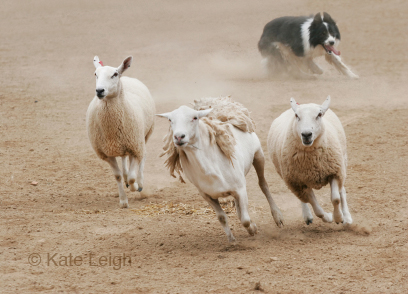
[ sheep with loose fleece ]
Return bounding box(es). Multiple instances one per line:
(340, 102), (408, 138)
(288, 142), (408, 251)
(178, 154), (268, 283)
(158, 97), (284, 242)
(267, 96), (352, 225)
(86, 56), (155, 208)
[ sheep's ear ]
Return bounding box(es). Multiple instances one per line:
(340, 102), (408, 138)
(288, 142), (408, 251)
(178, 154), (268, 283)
(118, 56), (133, 74)
(290, 98), (298, 113)
(156, 112), (172, 120)
(197, 108), (213, 118)
(93, 56), (102, 69)
(321, 96), (331, 114)
(313, 12), (322, 23)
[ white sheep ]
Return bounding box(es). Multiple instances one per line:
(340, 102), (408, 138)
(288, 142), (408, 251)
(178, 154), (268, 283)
(157, 97), (284, 242)
(267, 96), (352, 225)
(86, 56), (155, 208)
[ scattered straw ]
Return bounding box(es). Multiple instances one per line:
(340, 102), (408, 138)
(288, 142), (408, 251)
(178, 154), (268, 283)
(131, 199), (266, 217)
(74, 209), (108, 215)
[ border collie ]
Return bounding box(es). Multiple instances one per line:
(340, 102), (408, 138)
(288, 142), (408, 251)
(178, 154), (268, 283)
(258, 12), (358, 78)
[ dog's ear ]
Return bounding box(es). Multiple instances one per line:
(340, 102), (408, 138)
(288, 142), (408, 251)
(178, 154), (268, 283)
(313, 12), (322, 23)
(323, 12), (334, 23)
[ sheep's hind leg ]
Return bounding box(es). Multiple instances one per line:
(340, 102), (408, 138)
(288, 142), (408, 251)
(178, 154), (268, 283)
(106, 157), (128, 208)
(330, 178), (344, 224)
(301, 202), (314, 225)
(252, 149), (284, 227)
(200, 192), (235, 242)
(234, 187), (258, 236)
(340, 187), (353, 224)
(127, 156), (139, 192)
(122, 156), (129, 188)
(306, 189), (333, 223)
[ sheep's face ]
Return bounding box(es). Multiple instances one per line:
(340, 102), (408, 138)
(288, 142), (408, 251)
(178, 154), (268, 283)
(157, 106), (213, 148)
(290, 96), (331, 147)
(93, 56), (132, 99)
(94, 66), (121, 99)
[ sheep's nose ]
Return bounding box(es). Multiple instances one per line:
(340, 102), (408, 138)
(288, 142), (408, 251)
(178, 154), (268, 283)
(301, 132), (312, 139)
(96, 89), (105, 98)
(174, 134), (186, 140)
(329, 41), (335, 46)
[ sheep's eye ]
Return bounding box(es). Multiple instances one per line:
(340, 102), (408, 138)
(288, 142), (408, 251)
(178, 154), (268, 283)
(169, 119), (171, 122)
(295, 113), (299, 120)
(193, 117), (198, 120)
(112, 72), (118, 78)
(95, 73), (97, 78)
(317, 112), (322, 119)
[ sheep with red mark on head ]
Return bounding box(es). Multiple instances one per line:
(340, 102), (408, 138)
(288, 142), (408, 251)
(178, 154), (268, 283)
(86, 56), (155, 208)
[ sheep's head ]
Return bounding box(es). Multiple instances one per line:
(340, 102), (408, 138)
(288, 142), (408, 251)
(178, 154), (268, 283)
(290, 96), (331, 147)
(93, 56), (132, 99)
(157, 106), (213, 148)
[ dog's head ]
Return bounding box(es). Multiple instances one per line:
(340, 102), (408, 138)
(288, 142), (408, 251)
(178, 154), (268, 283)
(309, 12), (341, 56)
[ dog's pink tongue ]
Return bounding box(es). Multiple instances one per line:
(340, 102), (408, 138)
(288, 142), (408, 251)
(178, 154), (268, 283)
(332, 47), (341, 56)
(326, 45), (341, 56)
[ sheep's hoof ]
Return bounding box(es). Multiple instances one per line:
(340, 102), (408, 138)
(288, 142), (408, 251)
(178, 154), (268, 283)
(305, 219), (313, 225)
(129, 183), (137, 192)
(138, 187), (143, 192)
(322, 212), (333, 223)
(247, 223), (258, 236)
(342, 215), (353, 225)
(227, 234), (236, 243)
(273, 210), (285, 227)
(119, 201), (129, 209)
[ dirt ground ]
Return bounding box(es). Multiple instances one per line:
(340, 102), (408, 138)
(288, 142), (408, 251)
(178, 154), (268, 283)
(1, 0), (407, 293)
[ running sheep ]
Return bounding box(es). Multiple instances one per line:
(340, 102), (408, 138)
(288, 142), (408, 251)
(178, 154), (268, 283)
(86, 56), (155, 208)
(267, 96), (352, 225)
(158, 97), (284, 242)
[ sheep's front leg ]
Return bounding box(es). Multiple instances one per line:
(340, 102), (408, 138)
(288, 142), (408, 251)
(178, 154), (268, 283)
(127, 156), (139, 192)
(136, 156), (146, 192)
(122, 156), (129, 188)
(301, 202), (314, 225)
(106, 157), (128, 208)
(128, 156), (145, 192)
(234, 188), (258, 236)
(306, 189), (333, 223)
(340, 187), (353, 224)
(330, 178), (344, 224)
(200, 192), (235, 242)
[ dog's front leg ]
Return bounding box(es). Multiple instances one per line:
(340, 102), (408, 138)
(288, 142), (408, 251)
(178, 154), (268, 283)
(325, 54), (359, 79)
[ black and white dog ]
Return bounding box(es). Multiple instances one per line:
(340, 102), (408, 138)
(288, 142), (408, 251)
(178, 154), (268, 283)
(258, 12), (358, 78)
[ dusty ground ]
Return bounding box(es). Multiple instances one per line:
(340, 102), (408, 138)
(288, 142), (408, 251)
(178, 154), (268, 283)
(1, 0), (407, 293)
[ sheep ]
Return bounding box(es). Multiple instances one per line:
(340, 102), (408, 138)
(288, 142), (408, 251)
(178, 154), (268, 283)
(157, 97), (284, 242)
(86, 56), (155, 208)
(267, 96), (352, 225)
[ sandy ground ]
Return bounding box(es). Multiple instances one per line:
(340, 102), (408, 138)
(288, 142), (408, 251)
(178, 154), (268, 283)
(1, 0), (408, 293)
